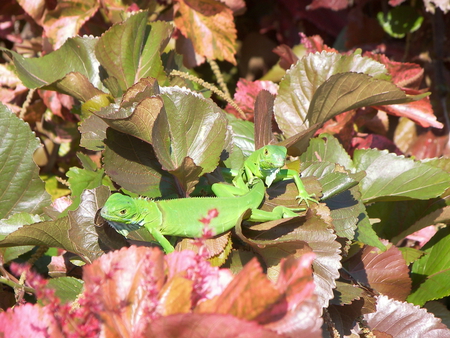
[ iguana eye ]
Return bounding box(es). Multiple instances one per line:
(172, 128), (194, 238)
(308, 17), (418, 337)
(119, 209), (127, 215)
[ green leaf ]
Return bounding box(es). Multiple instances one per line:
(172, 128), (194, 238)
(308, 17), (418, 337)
(398, 247), (425, 265)
(0, 104), (51, 219)
(367, 198), (449, 243)
(300, 134), (355, 171)
(355, 213), (386, 251)
(95, 13), (173, 92)
(223, 114), (255, 170)
(1, 36), (105, 92)
(79, 115), (109, 151)
(377, 6), (424, 39)
(274, 51), (389, 138)
(0, 187), (122, 263)
(298, 134), (366, 241)
(274, 51), (427, 140)
(103, 128), (178, 198)
(41, 174), (71, 200)
(353, 149), (450, 203)
(0, 213), (43, 236)
(306, 72), (426, 127)
(227, 114), (255, 158)
(152, 87), (228, 193)
(408, 227), (450, 306)
(47, 277), (84, 303)
(0, 212), (42, 263)
(66, 166), (105, 211)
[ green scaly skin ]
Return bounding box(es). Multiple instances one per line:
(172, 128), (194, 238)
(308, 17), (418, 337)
(101, 178), (299, 253)
(228, 145), (318, 206)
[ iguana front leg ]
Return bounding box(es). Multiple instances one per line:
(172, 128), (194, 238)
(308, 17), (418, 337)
(146, 226), (175, 254)
(276, 169), (317, 207)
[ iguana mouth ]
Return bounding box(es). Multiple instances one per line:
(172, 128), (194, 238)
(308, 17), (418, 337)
(263, 168), (280, 187)
(107, 221), (142, 237)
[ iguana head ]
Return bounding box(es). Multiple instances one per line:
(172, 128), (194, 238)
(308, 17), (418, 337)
(258, 145), (287, 186)
(100, 194), (143, 236)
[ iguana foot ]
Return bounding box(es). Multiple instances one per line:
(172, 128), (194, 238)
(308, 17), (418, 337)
(296, 193), (318, 207)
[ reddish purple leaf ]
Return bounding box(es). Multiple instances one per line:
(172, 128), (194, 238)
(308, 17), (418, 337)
(351, 134), (403, 155)
(272, 44), (299, 70)
(225, 78), (277, 121)
(300, 33), (338, 54)
(374, 97), (443, 129)
(364, 52), (424, 89)
(363, 295), (450, 338)
(347, 243), (412, 301)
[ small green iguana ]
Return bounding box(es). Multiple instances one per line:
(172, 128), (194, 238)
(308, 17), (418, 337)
(224, 145), (317, 206)
(100, 178), (298, 253)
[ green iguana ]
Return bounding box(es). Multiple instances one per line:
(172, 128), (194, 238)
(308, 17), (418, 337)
(223, 145), (317, 206)
(100, 178), (298, 253)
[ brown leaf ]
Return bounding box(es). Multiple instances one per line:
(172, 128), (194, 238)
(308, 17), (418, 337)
(158, 276), (193, 316)
(175, 0), (237, 64)
(195, 258), (281, 321)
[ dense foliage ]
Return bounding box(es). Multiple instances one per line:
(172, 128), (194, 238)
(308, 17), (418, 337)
(0, 0), (450, 337)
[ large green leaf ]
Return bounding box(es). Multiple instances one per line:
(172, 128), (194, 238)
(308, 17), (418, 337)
(0, 104), (51, 219)
(306, 72), (426, 126)
(299, 134), (373, 243)
(274, 51), (388, 137)
(367, 198), (450, 243)
(66, 167), (106, 211)
(1, 37), (105, 93)
(353, 149), (450, 203)
(47, 277), (84, 303)
(152, 87), (229, 194)
(103, 129), (178, 198)
(95, 12), (173, 92)
(408, 227), (450, 306)
(0, 187), (125, 263)
(222, 114), (255, 170)
(274, 51), (427, 139)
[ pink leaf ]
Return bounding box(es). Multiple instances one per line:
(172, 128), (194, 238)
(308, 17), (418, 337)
(144, 313), (283, 338)
(0, 303), (62, 338)
(226, 79), (277, 120)
(306, 0), (351, 11)
(375, 98), (443, 129)
(82, 246), (165, 337)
